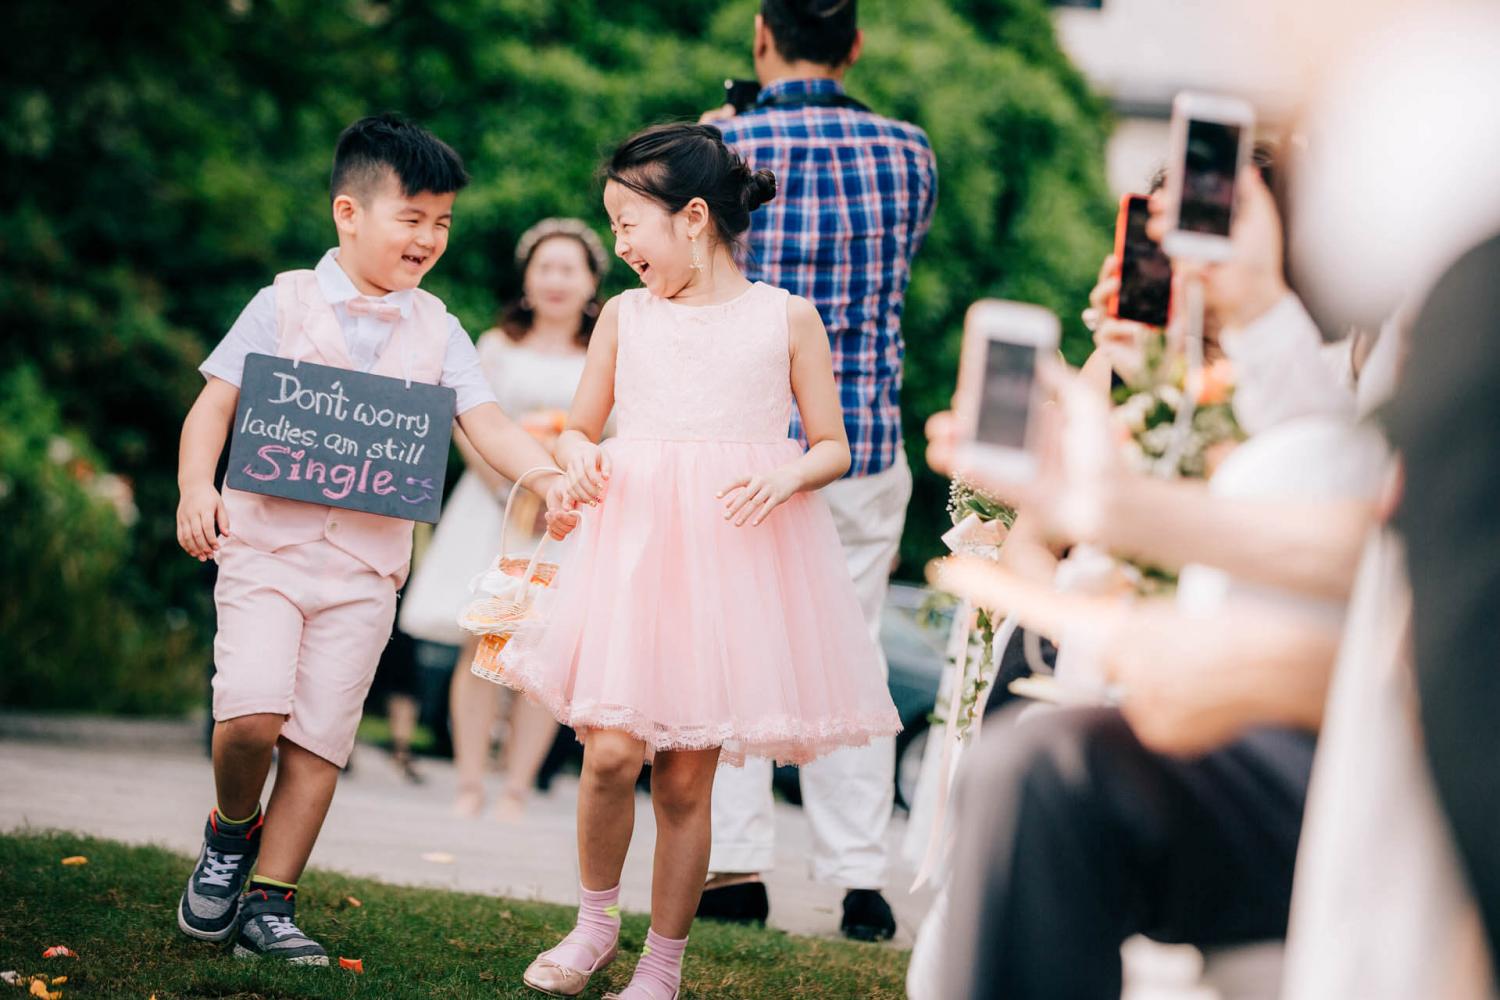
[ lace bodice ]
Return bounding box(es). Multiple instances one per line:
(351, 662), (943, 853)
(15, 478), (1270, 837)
(612, 283), (793, 443)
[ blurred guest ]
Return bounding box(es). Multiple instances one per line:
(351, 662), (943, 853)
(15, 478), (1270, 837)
(398, 217), (606, 820)
(696, 0), (937, 940)
(1273, 11), (1500, 993)
(365, 617), (424, 782)
(1367, 233), (1500, 992)
(920, 158), (1391, 998)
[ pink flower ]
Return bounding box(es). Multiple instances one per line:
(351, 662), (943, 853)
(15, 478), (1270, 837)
(1197, 358), (1235, 406)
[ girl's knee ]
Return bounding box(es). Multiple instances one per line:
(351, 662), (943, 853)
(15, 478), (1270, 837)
(583, 733), (645, 787)
(651, 757), (715, 824)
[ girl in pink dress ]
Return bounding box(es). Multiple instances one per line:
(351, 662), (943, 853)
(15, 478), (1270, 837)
(492, 123), (901, 999)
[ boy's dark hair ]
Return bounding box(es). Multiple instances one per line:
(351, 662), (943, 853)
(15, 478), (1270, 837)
(605, 123), (777, 249)
(761, 0), (858, 67)
(330, 114), (469, 203)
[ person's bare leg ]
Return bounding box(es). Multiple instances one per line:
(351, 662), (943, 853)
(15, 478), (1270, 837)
(648, 747), (721, 938)
(448, 636), (498, 815)
(252, 738), (340, 884)
(614, 747), (721, 998)
(578, 729), (647, 888)
(523, 729), (644, 990)
(211, 713), (286, 819)
(388, 693), (418, 755)
(496, 694), (561, 819)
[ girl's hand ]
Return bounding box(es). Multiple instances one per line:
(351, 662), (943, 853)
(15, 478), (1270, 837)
(717, 466), (803, 527)
(177, 482), (229, 561)
(542, 475), (581, 540)
(563, 442), (611, 506)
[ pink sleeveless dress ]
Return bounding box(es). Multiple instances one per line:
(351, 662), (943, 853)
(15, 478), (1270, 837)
(497, 282), (902, 766)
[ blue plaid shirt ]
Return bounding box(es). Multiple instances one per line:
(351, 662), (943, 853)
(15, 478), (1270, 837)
(715, 78), (938, 478)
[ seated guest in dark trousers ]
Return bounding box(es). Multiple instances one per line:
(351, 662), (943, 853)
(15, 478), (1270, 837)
(945, 706), (1313, 998)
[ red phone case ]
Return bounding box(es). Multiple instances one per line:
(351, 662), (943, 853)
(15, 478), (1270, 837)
(1109, 193), (1172, 325)
(1107, 193), (1138, 319)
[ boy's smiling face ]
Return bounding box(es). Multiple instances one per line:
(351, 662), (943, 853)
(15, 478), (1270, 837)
(332, 168), (454, 296)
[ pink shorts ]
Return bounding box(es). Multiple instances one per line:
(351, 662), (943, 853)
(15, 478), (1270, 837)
(212, 537), (398, 767)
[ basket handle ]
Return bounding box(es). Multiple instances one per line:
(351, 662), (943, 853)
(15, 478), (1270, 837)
(502, 465), (569, 603)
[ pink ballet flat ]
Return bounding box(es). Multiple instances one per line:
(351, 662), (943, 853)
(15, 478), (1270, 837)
(522, 943), (618, 997)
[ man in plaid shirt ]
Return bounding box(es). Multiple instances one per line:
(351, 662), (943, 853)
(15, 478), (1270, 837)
(699, 0), (937, 943)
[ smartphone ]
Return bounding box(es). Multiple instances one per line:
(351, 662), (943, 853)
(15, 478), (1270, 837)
(953, 301), (1060, 483)
(724, 78), (761, 114)
(1110, 194), (1172, 327)
(1162, 92), (1255, 261)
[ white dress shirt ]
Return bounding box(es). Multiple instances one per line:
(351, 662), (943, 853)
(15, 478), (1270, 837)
(1220, 293), (1356, 436)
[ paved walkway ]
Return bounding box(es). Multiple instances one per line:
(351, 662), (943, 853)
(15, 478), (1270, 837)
(0, 711), (1230, 997)
(0, 711), (932, 944)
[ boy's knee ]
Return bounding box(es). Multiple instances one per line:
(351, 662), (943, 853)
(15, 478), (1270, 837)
(216, 713), (287, 753)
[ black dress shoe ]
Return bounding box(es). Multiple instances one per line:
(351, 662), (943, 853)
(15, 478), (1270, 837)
(695, 881), (769, 925)
(840, 889), (896, 942)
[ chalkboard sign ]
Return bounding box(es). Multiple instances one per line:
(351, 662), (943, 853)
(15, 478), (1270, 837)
(225, 353), (455, 523)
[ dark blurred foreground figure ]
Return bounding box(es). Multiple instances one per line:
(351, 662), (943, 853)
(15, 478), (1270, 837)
(1384, 231), (1500, 973)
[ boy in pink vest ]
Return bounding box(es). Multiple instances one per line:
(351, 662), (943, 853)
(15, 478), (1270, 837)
(173, 114), (575, 964)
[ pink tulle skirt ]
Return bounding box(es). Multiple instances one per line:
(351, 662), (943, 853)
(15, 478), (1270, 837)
(495, 437), (903, 766)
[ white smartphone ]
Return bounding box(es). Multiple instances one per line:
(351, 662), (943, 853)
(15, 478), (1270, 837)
(1162, 92), (1255, 262)
(953, 300), (1060, 483)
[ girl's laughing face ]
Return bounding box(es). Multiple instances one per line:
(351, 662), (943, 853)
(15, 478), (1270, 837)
(604, 179), (702, 300)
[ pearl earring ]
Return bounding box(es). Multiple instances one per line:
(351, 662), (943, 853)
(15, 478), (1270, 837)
(690, 235), (704, 271)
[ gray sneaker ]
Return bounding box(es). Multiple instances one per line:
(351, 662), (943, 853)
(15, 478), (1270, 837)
(177, 810), (261, 942)
(233, 887), (330, 966)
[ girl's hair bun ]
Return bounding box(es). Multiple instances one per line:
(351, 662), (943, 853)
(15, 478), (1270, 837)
(746, 168), (777, 211)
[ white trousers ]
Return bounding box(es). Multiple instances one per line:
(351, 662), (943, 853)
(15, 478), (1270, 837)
(708, 455), (912, 890)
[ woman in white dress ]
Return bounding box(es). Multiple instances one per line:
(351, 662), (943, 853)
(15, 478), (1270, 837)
(399, 218), (608, 819)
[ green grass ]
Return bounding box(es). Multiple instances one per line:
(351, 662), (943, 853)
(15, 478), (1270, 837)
(0, 832), (908, 999)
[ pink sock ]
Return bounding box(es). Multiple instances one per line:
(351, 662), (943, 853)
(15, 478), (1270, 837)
(620, 927), (687, 999)
(545, 883), (620, 971)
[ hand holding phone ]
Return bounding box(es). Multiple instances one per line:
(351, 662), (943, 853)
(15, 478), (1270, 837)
(953, 300), (1061, 485)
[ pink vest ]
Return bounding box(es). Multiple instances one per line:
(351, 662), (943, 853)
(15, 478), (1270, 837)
(222, 270), (451, 579)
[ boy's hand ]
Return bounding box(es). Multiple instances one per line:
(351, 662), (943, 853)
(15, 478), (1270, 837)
(177, 483), (230, 561)
(718, 465), (802, 527)
(542, 475), (581, 540)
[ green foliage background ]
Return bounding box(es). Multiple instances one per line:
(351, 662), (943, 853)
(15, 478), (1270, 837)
(0, 0), (1111, 712)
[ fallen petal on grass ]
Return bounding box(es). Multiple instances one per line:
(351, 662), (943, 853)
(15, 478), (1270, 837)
(28, 979), (61, 1000)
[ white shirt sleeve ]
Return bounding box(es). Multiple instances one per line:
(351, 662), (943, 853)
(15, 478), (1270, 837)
(199, 286), (277, 387)
(443, 316), (499, 415)
(1219, 293), (1357, 436)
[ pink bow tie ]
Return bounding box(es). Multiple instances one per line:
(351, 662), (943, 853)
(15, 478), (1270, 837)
(345, 297), (402, 322)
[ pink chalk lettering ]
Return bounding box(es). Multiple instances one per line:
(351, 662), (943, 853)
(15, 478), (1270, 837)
(243, 444), (288, 481)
